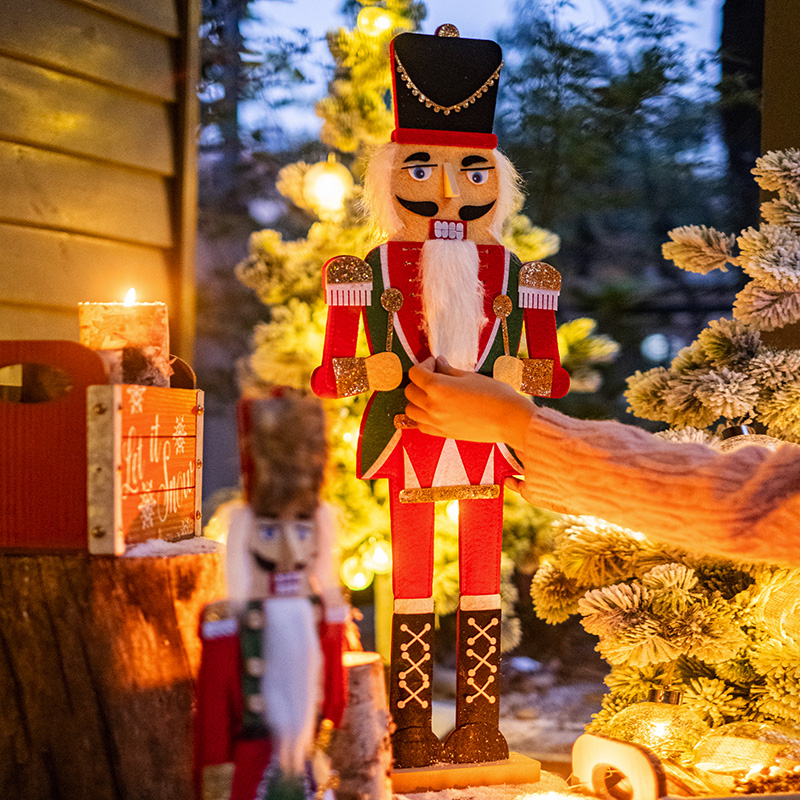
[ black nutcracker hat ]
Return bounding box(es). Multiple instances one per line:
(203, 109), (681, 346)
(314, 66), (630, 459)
(390, 24), (503, 149)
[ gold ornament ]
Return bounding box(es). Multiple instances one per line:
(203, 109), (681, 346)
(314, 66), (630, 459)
(605, 691), (710, 765)
(693, 721), (800, 777)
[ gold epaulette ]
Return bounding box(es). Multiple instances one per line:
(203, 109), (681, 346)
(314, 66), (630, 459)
(324, 255), (373, 306)
(200, 601), (238, 639)
(519, 261), (561, 310)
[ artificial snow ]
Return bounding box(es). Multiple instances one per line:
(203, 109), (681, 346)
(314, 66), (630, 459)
(123, 536), (223, 557)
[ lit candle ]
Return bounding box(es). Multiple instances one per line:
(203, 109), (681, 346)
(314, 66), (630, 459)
(79, 289), (170, 386)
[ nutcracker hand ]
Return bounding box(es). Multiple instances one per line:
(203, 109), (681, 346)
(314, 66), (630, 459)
(365, 352), (402, 391)
(493, 355), (523, 391)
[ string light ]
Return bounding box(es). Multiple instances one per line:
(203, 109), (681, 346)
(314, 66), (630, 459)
(303, 154), (354, 220)
(124, 287), (136, 305)
(356, 6), (395, 37)
(362, 540), (392, 574)
(341, 555), (374, 591)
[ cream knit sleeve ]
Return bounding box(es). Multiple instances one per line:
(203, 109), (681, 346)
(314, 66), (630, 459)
(520, 406), (800, 566)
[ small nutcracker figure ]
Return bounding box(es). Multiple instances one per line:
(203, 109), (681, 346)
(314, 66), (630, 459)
(194, 390), (348, 800)
(311, 27), (569, 768)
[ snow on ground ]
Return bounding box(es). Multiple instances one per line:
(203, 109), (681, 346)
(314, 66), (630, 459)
(123, 536), (222, 556)
(396, 771), (579, 800)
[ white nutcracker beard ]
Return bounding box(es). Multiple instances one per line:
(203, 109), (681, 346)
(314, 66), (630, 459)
(420, 239), (488, 371)
(261, 597), (321, 775)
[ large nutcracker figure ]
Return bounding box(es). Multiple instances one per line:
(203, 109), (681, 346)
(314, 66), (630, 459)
(311, 26), (569, 769)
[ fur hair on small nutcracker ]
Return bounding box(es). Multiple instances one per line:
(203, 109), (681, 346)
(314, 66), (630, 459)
(311, 26), (569, 768)
(194, 388), (348, 800)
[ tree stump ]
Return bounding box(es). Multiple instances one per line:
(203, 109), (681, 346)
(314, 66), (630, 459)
(330, 651), (392, 800)
(0, 551), (224, 800)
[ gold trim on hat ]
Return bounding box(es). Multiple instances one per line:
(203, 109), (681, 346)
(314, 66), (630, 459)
(394, 52), (503, 116)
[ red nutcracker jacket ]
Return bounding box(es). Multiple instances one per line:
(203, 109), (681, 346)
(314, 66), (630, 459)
(193, 599), (347, 800)
(311, 242), (569, 480)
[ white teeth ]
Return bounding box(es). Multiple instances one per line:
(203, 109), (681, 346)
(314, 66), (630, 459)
(433, 220), (465, 240)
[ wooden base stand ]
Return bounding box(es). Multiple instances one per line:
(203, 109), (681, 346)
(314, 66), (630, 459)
(391, 752), (541, 794)
(0, 551), (224, 800)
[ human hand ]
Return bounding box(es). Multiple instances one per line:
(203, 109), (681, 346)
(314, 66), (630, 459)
(404, 357), (536, 449)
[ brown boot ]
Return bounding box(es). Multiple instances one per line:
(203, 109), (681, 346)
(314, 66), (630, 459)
(389, 612), (441, 768)
(441, 606), (508, 764)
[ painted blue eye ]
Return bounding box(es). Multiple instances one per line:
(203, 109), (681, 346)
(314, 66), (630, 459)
(409, 165), (432, 181)
(258, 523), (280, 541)
(296, 523), (313, 541)
(467, 169), (489, 185)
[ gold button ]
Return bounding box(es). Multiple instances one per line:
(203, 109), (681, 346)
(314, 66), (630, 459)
(245, 609), (265, 630)
(246, 657), (265, 677)
(246, 694), (265, 714)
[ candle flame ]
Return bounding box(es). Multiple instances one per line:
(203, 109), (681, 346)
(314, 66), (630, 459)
(124, 288), (136, 305)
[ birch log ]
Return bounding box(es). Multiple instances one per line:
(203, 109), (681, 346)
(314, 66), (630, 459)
(330, 651), (392, 800)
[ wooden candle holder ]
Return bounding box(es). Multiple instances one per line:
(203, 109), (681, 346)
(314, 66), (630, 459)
(0, 340), (203, 553)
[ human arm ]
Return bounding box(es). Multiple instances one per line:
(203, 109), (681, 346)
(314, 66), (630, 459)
(406, 359), (800, 566)
(518, 405), (800, 567)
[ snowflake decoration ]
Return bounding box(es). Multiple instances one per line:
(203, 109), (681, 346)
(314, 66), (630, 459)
(173, 415), (187, 454)
(138, 481), (157, 530)
(126, 385), (146, 414)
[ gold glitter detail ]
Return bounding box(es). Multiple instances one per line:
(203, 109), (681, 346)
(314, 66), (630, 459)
(394, 414), (418, 429)
(493, 294), (512, 355)
(520, 358), (554, 396)
(326, 255), (372, 285)
(492, 295), (512, 319)
(399, 484), (500, 503)
(333, 357), (369, 397)
(381, 288), (404, 351)
(436, 24), (460, 37)
(395, 52), (503, 115)
(520, 261), (561, 291)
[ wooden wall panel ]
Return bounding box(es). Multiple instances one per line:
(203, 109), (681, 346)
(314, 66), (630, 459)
(0, 57), (173, 174)
(0, 305), (78, 341)
(79, 0), (179, 37)
(0, 225), (171, 308)
(0, 0), (198, 361)
(0, 143), (173, 247)
(763, 0), (800, 153)
(0, 0), (175, 101)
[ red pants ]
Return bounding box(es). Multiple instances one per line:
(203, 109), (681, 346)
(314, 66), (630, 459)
(372, 429), (517, 600)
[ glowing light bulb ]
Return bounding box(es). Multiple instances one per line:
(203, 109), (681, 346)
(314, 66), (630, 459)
(446, 500), (459, 521)
(363, 540), (392, 574)
(343, 432), (353, 443)
(124, 288), (136, 305)
(341, 556), (374, 591)
(356, 6), (394, 37)
(303, 154), (354, 219)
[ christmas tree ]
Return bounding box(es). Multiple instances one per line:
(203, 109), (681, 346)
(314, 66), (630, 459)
(531, 153), (800, 755)
(235, 2), (618, 637)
